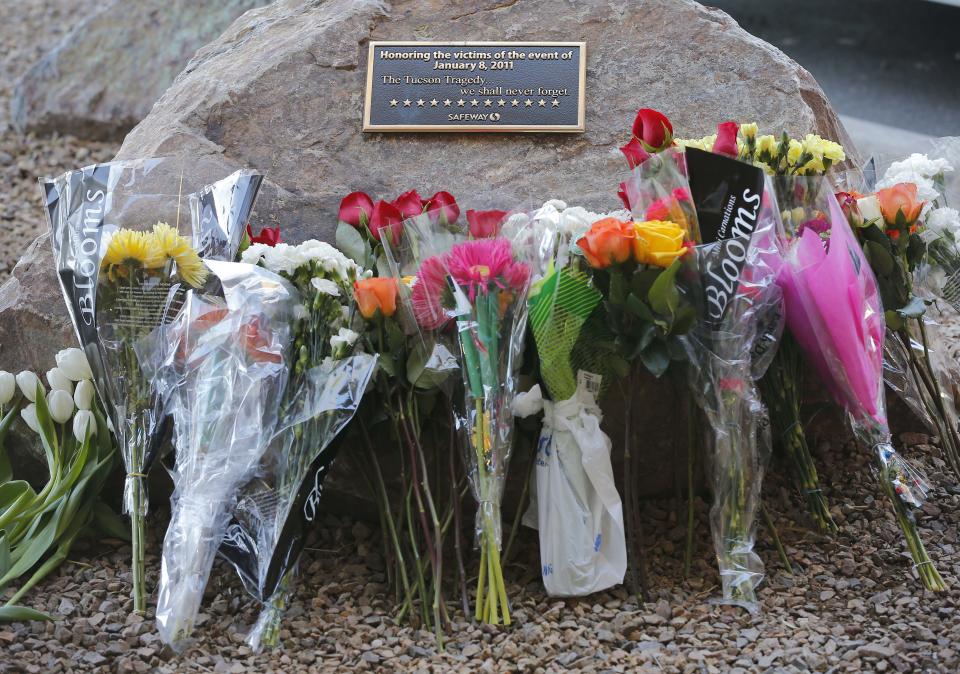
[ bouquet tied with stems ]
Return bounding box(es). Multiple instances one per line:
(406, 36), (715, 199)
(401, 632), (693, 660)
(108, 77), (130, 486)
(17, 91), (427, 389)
(142, 260), (298, 649)
(405, 210), (532, 626)
(837, 152), (960, 483)
(344, 189), (465, 644)
(678, 148), (785, 611)
(674, 119), (848, 534)
(780, 181), (945, 590)
(219, 236), (377, 650)
(44, 158), (262, 613)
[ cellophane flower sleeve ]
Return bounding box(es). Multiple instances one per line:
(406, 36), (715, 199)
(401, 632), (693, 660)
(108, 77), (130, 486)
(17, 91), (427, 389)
(218, 239), (377, 650)
(401, 211), (532, 625)
(43, 157), (264, 614)
(681, 177), (784, 611)
(777, 178), (945, 590)
(621, 148), (700, 242)
(140, 261), (297, 648)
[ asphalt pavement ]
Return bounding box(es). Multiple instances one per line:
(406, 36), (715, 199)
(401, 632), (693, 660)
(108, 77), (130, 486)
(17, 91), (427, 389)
(710, 0), (960, 157)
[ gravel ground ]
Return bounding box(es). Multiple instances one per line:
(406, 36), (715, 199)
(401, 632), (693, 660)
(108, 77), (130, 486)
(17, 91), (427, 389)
(0, 0), (117, 281)
(2, 432), (960, 673)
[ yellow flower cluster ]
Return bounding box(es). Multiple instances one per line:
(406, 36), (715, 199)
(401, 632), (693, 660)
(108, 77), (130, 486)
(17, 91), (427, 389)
(101, 222), (208, 288)
(676, 124), (845, 177)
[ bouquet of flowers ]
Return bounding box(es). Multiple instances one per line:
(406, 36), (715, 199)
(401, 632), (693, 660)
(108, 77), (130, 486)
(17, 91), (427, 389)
(677, 146), (785, 610)
(781, 183), (945, 590)
(676, 120), (846, 533)
(406, 217), (531, 625)
(841, 156), (960, 482)
(44, 158), (262, 613)
(219, 237), (377, 650)
(143, 261), (297, 648)
(342, 189), (463, 643)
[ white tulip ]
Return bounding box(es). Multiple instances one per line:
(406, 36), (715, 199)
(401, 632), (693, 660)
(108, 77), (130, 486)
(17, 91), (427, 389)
(20, 404), (40, 434)
(47, 389), (75, 425)
(73, 410), (97, 443)
(16, 371), (43, 402)
(0, 371), (15, 406)
(55, 348), (93, 381)
(74, 379), (95, 411)
(46, 367), (74, 394)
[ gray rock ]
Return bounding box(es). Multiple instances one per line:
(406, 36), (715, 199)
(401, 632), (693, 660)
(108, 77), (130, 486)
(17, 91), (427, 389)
(109, 0), (858, 502)
(118, 0), (857, 245)
(10, 0), (266, 141)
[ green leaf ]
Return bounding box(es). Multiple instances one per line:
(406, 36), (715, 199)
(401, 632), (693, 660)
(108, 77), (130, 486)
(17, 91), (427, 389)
(625, 293), (654, 322)
(335, 222), (368, 266)
(670, 305), (697, 336)
(608, 269), (628, 306)
(0, 531), (9, 578)
(639, 341), (671, 378)
(863, 240), (895, 277)
(648, 259), (682, 318)
(0, 500), (65, 585)
(630, 268), (661, 300)
(32, 385), (59, 476)
(406, 340), (453, 390)
(609, 356), (631, 379)
(0, 605), (54, 623)
(906, 233), (926, 268)
(95, 504), (122, 535)
(884, 309), (904, 331)
(0, 481), (34, 515)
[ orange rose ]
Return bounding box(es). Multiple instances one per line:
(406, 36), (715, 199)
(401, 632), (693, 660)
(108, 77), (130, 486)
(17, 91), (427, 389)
(577, 217), (634, 269)
(354, 277), (398, 319)
(876, 182), (924, 226)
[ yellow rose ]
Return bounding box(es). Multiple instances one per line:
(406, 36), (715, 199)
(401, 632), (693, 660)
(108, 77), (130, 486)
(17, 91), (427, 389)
(632, 220), (687, 268)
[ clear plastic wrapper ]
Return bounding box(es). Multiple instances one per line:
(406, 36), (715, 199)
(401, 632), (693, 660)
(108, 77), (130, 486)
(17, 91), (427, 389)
(620, 147), (700, 242)
(401, 212), (532, 625)
(43, 157), (264, 613)
(220, 238), (375, 649)
(777, 178), (944, 590)
(140, 261), (296, 648)
(680, 175), (784, 611)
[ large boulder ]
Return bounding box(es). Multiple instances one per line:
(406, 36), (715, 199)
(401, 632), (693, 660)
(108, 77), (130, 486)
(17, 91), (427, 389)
(3, 0), (862, 500)
(116, 0), (858, 243)
(10, 0), (266, 141)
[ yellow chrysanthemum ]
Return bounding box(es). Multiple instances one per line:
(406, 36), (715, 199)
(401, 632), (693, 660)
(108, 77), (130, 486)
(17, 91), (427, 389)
(101, 229), (164, 273)
(740, 122), (759, 140)
(755, 134), (778, 157)
(150, 222), (208, 288)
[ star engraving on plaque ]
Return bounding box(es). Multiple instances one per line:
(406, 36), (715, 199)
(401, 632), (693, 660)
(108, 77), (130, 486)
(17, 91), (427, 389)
(457, 99), (465, 107)
(430, 99), (439, 107)
(416, 99), (425, 107)
(511, 99), (520, 107)
(525, 99), (533, 107)
(443, 99), (452, 106)
(498, 99), (506, 107)
(470, 99), (479, 107)
(552, 99), (560, 107)
(403, 99), (412, 107)
(389, 99), (398, 107)
(484, 99), (492, 107)
(538, 99), (546, 107)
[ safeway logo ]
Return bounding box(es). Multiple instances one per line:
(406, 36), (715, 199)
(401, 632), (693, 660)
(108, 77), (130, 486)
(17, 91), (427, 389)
(447, 112), (503, 122)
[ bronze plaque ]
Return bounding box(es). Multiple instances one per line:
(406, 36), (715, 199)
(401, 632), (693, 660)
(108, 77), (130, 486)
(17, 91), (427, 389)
(363, 41), (586, 133)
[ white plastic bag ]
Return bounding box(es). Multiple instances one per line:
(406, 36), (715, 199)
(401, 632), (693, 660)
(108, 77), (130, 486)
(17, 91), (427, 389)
(521, 384), (626, 596)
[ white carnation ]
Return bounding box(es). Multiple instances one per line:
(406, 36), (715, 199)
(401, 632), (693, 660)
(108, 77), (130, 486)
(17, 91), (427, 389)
(926, 207), (960, 234)
(311, 278), (341, 296)
(241, 243), (272, 266)
(330, 327), (360, 352)
(882, 153), (953, 182)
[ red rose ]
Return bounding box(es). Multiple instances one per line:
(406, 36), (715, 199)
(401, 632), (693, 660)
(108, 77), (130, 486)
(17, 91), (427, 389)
(713, 121), (739, 157)
(246, 224), (281, 246)
(425, 191), (460, 226)
(620, 137), (651, 169)
(631, 108), (673, 151)
(338, 191), (374, 228)
(392, 189), (425, 220)
(368, 200), (404, 245)
(466, 209), (509, 238)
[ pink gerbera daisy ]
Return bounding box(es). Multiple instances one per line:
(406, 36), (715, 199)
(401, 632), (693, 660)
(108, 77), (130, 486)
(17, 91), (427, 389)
(411, 254), (450, 330)
(445, 239), (530, 302)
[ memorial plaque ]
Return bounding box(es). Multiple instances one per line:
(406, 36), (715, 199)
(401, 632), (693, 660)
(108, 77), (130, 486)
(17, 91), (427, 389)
(363, 41), (586, 132)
